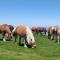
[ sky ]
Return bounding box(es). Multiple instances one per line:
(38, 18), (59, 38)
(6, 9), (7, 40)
(0, 0), (60, 27)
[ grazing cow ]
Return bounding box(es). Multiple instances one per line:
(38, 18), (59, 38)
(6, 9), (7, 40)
(32, 27), (47, 35)
(48, 26), (60, 43)
(13, 25), (36, 48)
(48, 26), (58, 41)
(0, 24), (13, 41)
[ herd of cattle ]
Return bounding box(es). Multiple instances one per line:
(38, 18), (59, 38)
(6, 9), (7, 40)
(0, 24), (60, 48)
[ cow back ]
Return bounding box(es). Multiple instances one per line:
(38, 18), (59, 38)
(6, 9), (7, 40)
(15, 25), (26, 36)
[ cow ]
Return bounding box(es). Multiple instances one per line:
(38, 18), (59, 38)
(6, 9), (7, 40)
(48, 26), (58, 42)
(13, 25), (36, 48)
(32, 27), (47, 35)
(0, 24), (13, 41)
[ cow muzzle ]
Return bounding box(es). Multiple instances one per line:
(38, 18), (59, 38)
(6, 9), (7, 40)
(32, 42), (36, 48)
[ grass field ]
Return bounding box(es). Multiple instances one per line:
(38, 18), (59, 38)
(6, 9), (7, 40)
(0, 35), (60, 60)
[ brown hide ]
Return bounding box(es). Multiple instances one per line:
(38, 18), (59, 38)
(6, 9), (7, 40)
(2, 24), (14, 32)
(0, 24), (11, 34)
(15, 25), (26, 36)
(48, 26), (52, 33)
(57, 28), (60, 35)
(48, 26), (57, 35)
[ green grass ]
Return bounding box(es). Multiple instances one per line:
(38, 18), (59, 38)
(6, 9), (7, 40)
(0, 35), (60, 60)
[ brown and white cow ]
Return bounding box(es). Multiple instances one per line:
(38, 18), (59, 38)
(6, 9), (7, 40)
(0, 24), (13, 41)
(48, 26), (58, 42)
(13, 25), (36, 48)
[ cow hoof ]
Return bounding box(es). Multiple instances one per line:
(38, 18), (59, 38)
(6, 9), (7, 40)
(3, 38), (6, 42)
(24, 45), (27, 48)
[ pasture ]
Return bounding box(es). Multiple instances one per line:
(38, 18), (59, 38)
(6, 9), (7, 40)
(0, 34), (60, 60)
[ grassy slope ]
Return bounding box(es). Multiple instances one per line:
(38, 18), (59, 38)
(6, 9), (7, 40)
(0, 35), (60, 60)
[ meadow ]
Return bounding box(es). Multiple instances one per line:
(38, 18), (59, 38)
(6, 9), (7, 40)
(0, 34), (60, 60)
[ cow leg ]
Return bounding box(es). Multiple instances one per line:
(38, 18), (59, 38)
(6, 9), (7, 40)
(53, 34), (54, 40)
(51, 35), (53, 40)
(57, 35), (60, 43)
(15, 35), (18, 42)
(51, 34), (54, 40)
(36, 31), (38, 35)
(55, 34), (57, 42)
(48, 35), (50, 39)
(13, 33), (18, 42)
(45, 31), (46, 35)
(19, 37), (24, 46)
(48, 33), (51, 39)
(40, 32), (41, 35)
(24, 42), (27, 48)
(24, 36), (27, 48)
(19, 36), (24, 46)
(2, 32), (6, 42)
(19, 36), (22, 46)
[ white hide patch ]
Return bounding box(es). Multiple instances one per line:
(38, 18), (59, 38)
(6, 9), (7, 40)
(51, 26), (57, 31)
(12, 27), (16, 32)
(26, 26), (35, 44)
(24, 44), (27, 48)
(51, 26), (55, 30)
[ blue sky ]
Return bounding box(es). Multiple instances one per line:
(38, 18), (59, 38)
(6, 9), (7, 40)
(0, 0), (60, 27)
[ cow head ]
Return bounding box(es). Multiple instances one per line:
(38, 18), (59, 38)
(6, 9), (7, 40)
(4, 32), (13, 40)
(26, 26), (36, 48)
